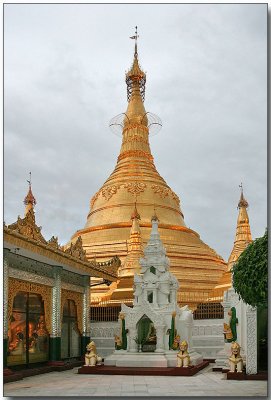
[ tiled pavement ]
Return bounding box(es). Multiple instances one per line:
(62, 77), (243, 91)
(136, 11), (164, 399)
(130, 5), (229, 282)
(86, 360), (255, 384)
(3, 364), (268, 397)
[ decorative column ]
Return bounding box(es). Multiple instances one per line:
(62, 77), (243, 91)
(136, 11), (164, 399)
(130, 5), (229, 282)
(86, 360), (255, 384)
(155, 325), (165, 353)
(49, 266), (63, 363)
(153, 287), (158, 307)
(3, 249), (10, 369)
(171, 289), (176, 305)
(213, 288), (236, 370)
(81, 275), (91, 353)
(246, 305), (257, 375)
(128, 327), (137, 352)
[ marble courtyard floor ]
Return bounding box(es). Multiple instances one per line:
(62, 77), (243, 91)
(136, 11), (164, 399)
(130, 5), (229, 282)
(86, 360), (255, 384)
(3, 364), (267, 397)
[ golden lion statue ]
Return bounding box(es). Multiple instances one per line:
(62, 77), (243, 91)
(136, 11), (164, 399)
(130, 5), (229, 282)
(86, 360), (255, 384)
(177, 340), (191, 368)
(84, 341), (102, 367)
(228, 342), (243, 373)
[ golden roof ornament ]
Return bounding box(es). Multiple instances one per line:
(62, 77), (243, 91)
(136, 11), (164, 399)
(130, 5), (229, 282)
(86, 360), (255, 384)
(24, 172), (37, 216)
(151, 206), (159, 222)
(47, 235), (60, 250)
(238, 183), (249, 209)
(65, 236), (88, 262)
(131, 200), (140, 220)
(7, 208), (47, 244)
(126, 26), (146, 102)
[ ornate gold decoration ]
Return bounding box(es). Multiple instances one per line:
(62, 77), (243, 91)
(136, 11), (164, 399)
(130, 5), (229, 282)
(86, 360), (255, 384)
(151, 184), (170, 199)
(123, 133), (148, 144)
(102, 185), (121, 201)
(124, 182), (147, 195)
(118, 150), (153, 161)
(7, 209), (47, 244)
(90, 191), (101, 209)
(47, 236), (60, 250)
(170, 190), (181, 206)
(97, 256), (121, 276)
(8, 277), (52, 334)
(123, 125), (149, 134)
(4, 228), (119, 281)
(61, 289), (83, 334)
(65, 236), (88, 262)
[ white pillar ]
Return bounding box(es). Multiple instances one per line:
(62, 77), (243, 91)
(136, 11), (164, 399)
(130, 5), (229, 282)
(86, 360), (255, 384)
(153, 288), (158, 307)
(82, 276), (90, 338)
(128, 327), (137, 352)
(51, 266), (62, 337)
(155, 325), (165, 352)
(3, 249), (10, 340)
(246, 305), (257, 374)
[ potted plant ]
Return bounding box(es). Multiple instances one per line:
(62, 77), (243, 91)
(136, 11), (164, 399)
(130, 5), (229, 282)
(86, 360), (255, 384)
(134, 337), (146, 352)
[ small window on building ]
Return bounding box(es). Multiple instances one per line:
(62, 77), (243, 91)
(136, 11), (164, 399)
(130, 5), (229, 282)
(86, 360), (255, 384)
(150, 266), (156, 275)
(147, 292), (153, 303)
(168, 294), (171, 303)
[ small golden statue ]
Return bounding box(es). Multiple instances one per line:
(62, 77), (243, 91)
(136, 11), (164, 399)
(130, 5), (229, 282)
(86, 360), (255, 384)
(114, 335), (122, 350)
(177, 340), (191, 368)
(172, 334), (181, 350)
(223, 323), (233, 341)
(84, 341), (102, 367)
(228, 342), (243, 373)
(8, 310), (26, 355)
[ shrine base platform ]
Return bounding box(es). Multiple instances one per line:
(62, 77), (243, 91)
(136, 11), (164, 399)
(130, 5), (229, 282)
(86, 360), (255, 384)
(78, 361), (209, 376)
(226, 371), (268, 381)
(104, 350), (203, 368)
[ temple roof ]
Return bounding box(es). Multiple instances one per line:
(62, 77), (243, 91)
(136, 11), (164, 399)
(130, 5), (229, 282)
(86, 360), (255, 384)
(5, 188), (120, 281)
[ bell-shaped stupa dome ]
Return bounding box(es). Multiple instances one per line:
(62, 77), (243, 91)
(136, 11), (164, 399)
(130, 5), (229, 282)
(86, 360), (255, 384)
(69, 31), (227, 307)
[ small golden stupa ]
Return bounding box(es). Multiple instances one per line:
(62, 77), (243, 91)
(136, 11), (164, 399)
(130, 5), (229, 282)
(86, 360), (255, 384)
(69, 30), (227, 305)
(212, 185), (252, 295)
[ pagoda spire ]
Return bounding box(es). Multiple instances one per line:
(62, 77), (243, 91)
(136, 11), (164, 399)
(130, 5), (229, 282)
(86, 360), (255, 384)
(227, 184), (252, 272)
(210, 185), (252, 297)
(23, 172), (36, 216)
(125, 27), (147, 126)
(119, 203), (143, 276)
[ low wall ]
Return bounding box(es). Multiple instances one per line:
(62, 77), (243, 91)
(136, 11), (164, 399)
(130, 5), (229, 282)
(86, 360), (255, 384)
(192, 319), (224, 359)
(90, 322), (119, 357)
(90, 319), (225, 359)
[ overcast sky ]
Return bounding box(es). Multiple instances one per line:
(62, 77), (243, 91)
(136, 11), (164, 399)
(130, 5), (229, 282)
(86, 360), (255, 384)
(4, 3), (267, 261)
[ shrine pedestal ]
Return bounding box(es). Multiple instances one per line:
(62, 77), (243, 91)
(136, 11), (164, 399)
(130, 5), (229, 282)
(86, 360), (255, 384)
(104, 352), (168, 368)
(104, 349), (203, 368)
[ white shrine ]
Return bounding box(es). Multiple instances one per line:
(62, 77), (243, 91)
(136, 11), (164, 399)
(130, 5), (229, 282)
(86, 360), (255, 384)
(105, 214), (203, 367)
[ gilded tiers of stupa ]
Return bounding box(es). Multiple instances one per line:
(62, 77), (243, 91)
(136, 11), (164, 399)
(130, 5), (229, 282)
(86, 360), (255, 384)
(70, 33), (227, 303)
(213, 187), (252, 294)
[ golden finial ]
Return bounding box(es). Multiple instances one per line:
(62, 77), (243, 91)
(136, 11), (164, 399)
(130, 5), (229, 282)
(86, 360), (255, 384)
(129, 26), (139, 57)
(131, 199), (140, 220)
(119, 312), (125, 320)
(24, 172), (36, 215)
(151, 205), (159, 222)
(238, 183), (248, 209)
(126, 26), (146, 103)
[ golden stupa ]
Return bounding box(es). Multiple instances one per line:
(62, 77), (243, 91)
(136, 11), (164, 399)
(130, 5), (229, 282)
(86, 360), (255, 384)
(70, 32), (227, 305)
(212, 186), (252, 295)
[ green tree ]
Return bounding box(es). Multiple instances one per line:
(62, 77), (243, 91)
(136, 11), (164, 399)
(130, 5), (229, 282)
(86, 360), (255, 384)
(232, 229), (268, 308)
